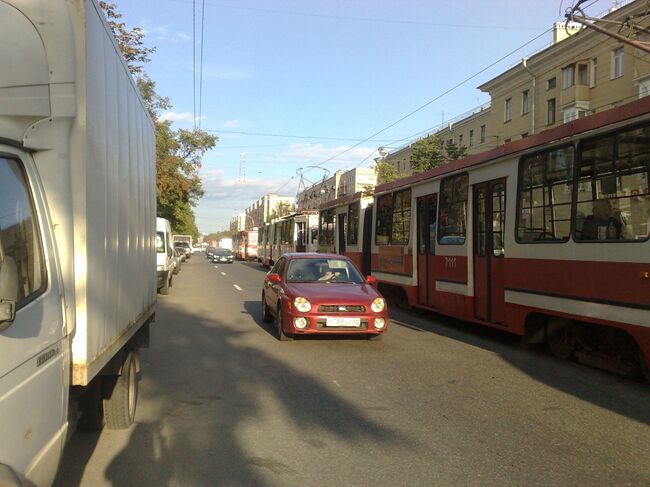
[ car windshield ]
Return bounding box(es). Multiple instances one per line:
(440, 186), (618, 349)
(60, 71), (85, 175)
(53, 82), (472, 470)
(214, 249), (232, 255)
(286, 258), (365, 283)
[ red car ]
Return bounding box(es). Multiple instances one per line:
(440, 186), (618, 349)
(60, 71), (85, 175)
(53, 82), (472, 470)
(261, 253), (388, 341)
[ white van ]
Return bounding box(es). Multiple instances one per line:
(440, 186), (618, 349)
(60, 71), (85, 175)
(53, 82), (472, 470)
(156, 217), (174, 294)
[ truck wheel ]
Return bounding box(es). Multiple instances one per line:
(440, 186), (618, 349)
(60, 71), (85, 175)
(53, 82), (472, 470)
(78, 380), (105, 431)
(262, 293), (273, 323)
(160, 275), (170, 295)
(104, 352), (139, 430)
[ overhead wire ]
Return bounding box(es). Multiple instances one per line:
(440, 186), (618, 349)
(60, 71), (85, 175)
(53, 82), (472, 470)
(192, 0), (196, 130)
(207, 129), (396, 142)
(199, 0), (206, 129)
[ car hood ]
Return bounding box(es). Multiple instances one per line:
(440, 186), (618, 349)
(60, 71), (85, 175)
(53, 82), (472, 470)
(285, 282), (381, 303)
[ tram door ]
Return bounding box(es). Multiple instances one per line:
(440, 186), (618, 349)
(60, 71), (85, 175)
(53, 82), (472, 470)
(416, 194), (437, 307)
(473, 179), (506, 323)
(337, 213), (346, 255)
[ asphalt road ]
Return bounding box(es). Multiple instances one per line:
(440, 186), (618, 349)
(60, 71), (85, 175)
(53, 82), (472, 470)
(55, 256), (650, 487)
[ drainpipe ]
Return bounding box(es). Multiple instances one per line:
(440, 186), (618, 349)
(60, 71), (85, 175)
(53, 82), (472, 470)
(522, 57), (536, 135)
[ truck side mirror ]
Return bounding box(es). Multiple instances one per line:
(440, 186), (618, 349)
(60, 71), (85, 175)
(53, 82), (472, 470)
(0, 256), (19, 331)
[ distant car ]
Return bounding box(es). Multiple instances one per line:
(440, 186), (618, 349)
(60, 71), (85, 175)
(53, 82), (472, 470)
(172, 247), (183, 274)
(206, 246), (216, 260)
(261, 253), (388, 341)
(174, 241), (192, 259)
(211, 248), (234, 264)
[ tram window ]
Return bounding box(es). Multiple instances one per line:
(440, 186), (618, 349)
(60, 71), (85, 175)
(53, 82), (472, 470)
(492, 183), (506, 256)
(319, 209), (335, 245)
(391, 189), (411, 245)
(347, 202), (360, 245)
(516, 146), (574, 242)
(375, 194), (393, 245)
(438, 174), (468, 244)
(575, 125), (650, 241)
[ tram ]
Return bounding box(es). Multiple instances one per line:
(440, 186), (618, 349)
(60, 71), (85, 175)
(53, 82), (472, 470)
(325, 97), (650, 380)
(258, 211), (319, 266)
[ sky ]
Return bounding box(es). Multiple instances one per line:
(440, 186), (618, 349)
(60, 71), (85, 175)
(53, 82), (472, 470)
(114, 0), (617, 233)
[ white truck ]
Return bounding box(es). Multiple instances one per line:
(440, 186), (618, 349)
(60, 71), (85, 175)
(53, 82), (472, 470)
(0, 1), (156, 486)
(157, 217), (174, 294)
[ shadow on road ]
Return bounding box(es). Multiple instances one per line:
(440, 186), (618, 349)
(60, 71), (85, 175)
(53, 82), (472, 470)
(56, 292), (407, 486)
(390, 306), (650, 426)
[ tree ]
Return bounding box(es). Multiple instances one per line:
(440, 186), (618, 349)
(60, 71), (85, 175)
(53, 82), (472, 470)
(409, 135), (468, 174)
(100, 3), (217, 239)
(269, 201), (293, 220)
(374, 161), (398, 186)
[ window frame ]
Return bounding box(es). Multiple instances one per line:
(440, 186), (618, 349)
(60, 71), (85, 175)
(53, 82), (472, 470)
(347, 201), (360, 245)
(611, 46), (624, 79)
(515, 144), (575, 244)
(547, 98), (556, 125)
(547, 77), (557, 90)
(318, 208), (335, 246)
(480, 125), (486, 143)
(375, 189), (412, 246)
(437, 173), (469, 245)
(562, 64), (575, 89)
(572, 123), (650, 244)
(0, 154), (48, 309)
(522, 90), (530, 115)
(504, 98), (512, 122)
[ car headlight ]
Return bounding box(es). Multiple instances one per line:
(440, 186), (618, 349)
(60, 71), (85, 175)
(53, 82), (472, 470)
(371, 297), (385, 313)
(374, 317), (386, 329)
(293, 297), (312, 313)
(294, 317), (308, 329)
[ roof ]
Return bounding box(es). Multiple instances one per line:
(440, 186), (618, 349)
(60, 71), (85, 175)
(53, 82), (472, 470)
(375, 96), (650, 195)
(319, 191), (365, 211)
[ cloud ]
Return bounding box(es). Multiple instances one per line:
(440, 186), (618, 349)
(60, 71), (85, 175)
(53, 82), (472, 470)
(223, 120), (241, 128)
(275, 143), (377, 168)
(158, 111), (205, 124)
(140, 20), (190, 43)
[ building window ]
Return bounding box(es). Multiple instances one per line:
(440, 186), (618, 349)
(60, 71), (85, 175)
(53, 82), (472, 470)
(438, 173), (468, 245)
(547, 98), (556, 125)
(577, 63), (588, 85)
(562, 104), (590, 123)
(639, 78), (650, 98)
(522, 90), (530, 115)
(547, 77), (556, 90)
(458, 134), (463, 147)
(480, 125), (486, 143)
(562, 65), (575, 89)
(469, 129), (474, 147)
(590, 58), (597, 87)
(504, 98), (512, 122)
(612, 47), (624, 78)
(517, 146), (574, 242)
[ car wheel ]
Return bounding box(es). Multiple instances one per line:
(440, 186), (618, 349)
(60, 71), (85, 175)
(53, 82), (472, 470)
(276, 304), (292, 341)
(262, 293), (273, 323)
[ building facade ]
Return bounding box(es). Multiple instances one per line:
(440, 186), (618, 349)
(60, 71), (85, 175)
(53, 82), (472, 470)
(244, 193), (295, 229)
(229, 213), (246, 233)
(384, 0), (650, 178)
(296, 168), (377, 211)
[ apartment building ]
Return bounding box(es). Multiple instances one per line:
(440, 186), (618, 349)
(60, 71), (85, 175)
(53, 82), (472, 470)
(296, 168), (377, 210)
(229, 213), (246, 232)
(384, 0), (650, 177)
(244, 193), (295, 229)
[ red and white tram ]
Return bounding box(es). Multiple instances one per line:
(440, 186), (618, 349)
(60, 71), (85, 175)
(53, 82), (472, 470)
(258, 211), (319, 267)
(234, 229), (258, 260)
(371, 97), (650, 380)
(318, 192), (374, 276)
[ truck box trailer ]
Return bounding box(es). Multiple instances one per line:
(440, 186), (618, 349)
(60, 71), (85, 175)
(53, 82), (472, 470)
(0, 1), (156, 485)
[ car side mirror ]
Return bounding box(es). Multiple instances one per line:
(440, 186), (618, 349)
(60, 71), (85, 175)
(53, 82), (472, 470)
(0, 256), (19, 331)
(365, 276), (378, 287)
(268, 273), (282, 283)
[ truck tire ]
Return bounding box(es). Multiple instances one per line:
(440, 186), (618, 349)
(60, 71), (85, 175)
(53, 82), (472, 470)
(104, 352), (139, 430)
(160, 274), (170, 295)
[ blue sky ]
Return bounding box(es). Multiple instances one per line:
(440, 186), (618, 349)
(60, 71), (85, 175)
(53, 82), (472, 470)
(116, 0), (613, 232)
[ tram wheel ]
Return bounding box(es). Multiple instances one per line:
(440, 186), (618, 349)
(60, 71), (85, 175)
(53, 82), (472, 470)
(546, 317), (576, 360)
(639, 350), (650, 383)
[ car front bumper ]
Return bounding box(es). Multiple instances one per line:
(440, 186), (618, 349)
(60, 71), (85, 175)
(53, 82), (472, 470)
(283, 308), (388, 335)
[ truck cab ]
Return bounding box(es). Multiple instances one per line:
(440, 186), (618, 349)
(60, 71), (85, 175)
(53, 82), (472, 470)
(156, 217), (174, 295)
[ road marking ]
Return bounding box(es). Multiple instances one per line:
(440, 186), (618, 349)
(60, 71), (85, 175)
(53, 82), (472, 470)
(233, 284), (242, 291)
(221, 272), (227, 276)
(214, 265), (219, 269)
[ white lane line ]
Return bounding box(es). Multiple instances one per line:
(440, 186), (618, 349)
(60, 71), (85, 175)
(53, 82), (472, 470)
(233, 284), (242, 291)
(214, 265), (219, 269)
(221, 272), (227, 276)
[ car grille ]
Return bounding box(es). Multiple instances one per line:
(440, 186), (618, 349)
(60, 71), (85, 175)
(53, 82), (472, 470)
(317, 305), (366, 313)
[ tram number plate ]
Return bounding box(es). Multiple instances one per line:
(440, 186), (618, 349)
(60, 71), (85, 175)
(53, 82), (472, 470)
(326, 317), (361, 327)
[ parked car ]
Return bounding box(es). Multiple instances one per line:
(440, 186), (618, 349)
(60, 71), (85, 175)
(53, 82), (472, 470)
(261, 253), (388, 341)
(173, 247), (184, 274)
(212, 248), (234, 264)
(174, 240), (192, 259)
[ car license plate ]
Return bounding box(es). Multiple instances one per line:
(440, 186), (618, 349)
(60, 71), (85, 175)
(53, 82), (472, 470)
(326, 317), (361, 327)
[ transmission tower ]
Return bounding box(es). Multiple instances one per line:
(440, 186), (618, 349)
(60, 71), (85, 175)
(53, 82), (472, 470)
(238, 153), (246, 184)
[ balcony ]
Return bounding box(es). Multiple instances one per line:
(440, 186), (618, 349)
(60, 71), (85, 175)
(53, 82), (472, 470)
(560, 83), (591, 107)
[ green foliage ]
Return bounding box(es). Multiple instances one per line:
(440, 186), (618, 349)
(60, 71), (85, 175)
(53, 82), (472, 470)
(374, 161), (398, 186)
(269, 201), (293, 220)
(409, 136), (468, 174)
(100, 3), (217, 239)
